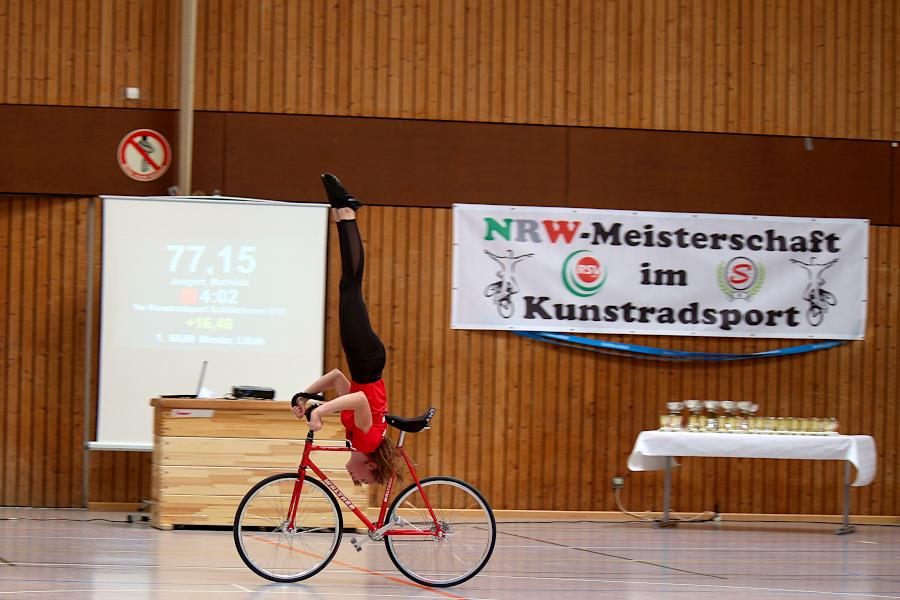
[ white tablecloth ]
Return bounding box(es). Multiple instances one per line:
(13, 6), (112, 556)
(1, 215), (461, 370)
(627, 431), (877, 486)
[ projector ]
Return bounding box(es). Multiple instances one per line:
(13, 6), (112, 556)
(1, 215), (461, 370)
(231, 385), (276, 400)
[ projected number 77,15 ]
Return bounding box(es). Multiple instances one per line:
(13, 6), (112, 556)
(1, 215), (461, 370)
(166, 245), (257, 274)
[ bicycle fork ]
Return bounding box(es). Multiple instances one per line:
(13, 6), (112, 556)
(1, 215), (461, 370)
(286, 431), (315, 530)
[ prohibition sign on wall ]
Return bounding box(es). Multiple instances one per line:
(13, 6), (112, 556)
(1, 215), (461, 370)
(117, 129), (172, 181)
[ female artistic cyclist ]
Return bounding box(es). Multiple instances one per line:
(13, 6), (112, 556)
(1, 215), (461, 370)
(291, 174), (403, 487)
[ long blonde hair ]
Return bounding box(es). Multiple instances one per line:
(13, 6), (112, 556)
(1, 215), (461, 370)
(364, 437), (404, 486)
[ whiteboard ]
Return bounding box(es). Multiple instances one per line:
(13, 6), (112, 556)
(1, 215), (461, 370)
(93, 196), (328, 450)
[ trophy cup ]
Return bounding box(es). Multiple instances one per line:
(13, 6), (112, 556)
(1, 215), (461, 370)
(703, 400), (720, 432)
(736, 401), (753, 432)
(720, 401), (737, 432)
(665, 402), (684, 431)
(747, 403), (760, 432)
(684, 400), (703, 432)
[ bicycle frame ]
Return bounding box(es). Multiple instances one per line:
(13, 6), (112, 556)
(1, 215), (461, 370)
(287, 429), (443, 539)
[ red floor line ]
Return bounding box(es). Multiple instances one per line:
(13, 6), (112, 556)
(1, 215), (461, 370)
(253, 535), (467, 599)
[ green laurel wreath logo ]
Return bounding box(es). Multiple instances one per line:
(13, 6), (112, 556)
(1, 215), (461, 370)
(718, 261), (765, 300)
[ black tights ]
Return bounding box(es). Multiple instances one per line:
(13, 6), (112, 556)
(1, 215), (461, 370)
(337, 220), (386, 384)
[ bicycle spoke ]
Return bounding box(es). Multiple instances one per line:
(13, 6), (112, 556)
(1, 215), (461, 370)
(234, 475), (342, 582)
(384, 477), (495, 587)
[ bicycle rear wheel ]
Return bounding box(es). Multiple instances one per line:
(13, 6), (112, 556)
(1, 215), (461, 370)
(384, 476), (496, 587)
(233, 473), (342, 582)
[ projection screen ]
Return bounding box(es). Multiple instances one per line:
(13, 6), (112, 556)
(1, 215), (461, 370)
(93, 196), (328, 450)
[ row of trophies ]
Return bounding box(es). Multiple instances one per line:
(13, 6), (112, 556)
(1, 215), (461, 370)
(660, 400), (840, 435)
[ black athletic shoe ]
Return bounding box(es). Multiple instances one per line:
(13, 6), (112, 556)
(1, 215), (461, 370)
(321, 173), (362, 211)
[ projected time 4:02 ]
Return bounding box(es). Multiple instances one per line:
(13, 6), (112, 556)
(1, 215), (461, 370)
(166, 244), (257, 275)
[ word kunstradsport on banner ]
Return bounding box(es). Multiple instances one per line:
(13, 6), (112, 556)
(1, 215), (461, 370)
(451, 205), (868, 340)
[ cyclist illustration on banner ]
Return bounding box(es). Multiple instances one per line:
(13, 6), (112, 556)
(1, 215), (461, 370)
(483, 249), (534, 318)
(790, 257), (839, 326)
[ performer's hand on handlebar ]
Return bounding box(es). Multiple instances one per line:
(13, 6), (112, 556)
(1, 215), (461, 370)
(291, 391), (325, 428)
(307, 407), (324, 431)
(290, 400), (306, 421)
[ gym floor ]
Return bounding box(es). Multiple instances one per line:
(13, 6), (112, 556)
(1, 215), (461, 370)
(0, 508), (897, 599)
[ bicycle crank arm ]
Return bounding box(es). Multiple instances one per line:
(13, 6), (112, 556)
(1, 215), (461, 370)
(351, 518), (401, 551)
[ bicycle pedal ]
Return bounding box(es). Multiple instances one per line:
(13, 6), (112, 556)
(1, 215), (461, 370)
(350, 537), (363, 552)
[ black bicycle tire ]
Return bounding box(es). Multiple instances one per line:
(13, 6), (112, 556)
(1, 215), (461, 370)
(383, 476), (496, 587)
(233, 473), (343, 583)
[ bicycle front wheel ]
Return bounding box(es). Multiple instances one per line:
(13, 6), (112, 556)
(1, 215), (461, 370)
(233, 473), (342, 583)
(384, 476), (496, 587)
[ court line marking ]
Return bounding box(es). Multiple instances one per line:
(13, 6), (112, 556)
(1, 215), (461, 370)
(255, 536), (469, 599)
(0, 590), (489, 598)
(229, 584), (253, 592)
(496, 529), (726, 579)
(483, 574), (900, 599)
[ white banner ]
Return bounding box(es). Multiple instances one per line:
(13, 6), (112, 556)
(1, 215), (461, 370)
(452, 204), (868, 339)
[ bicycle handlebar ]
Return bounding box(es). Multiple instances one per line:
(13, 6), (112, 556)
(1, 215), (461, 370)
(291, 391), (326, 421)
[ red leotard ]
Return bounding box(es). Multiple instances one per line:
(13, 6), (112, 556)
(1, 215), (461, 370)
(341, 379), (388, 454)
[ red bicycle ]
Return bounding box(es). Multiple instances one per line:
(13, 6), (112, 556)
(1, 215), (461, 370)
(233, 399), (496, 587)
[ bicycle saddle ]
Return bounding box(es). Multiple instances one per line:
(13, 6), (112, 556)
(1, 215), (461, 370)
(386, 407), (436, 433)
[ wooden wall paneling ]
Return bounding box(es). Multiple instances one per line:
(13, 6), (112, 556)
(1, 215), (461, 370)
(509, 335), (529, 509)
(0, 199), (11, 504)
(22, 0), (35, 104)
(84, 0), (101, 105)
(603, 349), (620, 510)
(56, 0), (73, 105)
(36, 0), (52, 105)
(258, 0), (274, 113)
(826, 333), (843, 515)
(30, 199), (50, 505)
(226, 0), (245, 112)
(284, 0), (301, 113)
(54, 201), (71, 506)
(70, 0), (87, 105)
(2, 1), (900, 139)
(412, 208), (433, 479)
(877, 225), (895, 517)
(0, 1), (8, 102)
(426, 209), (449, 480)
(4, 0), (22, 103)
(213, 0), (231, 112)
(869, 0), (883, 137)
(244, 0), (259, 114)
(559, 340), (578, 510)
(869, 226), (890, 515)
(43, 200), (61, 506)
(260, 0), (276, 114)
(37, 199), (55, 506)
(195, 0), (208, 110)
(271, 0), (286, 113)
(63, 199), (84, 506)
(377, 0), (392, 118)
(889, 228), (900, 514)
(17, 199), (37, 507)
(98, 0), (114, 106)
(126, 1), (140, 101)
(1, 201), (898, 513)
(580, 346), (597, 510)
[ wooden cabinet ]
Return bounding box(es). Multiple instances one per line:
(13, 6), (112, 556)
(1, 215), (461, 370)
(150, 398), (366, 528)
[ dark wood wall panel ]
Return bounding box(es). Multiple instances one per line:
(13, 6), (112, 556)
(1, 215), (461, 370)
(2, 105), (897, 226)
(2, 0), (898, 140)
